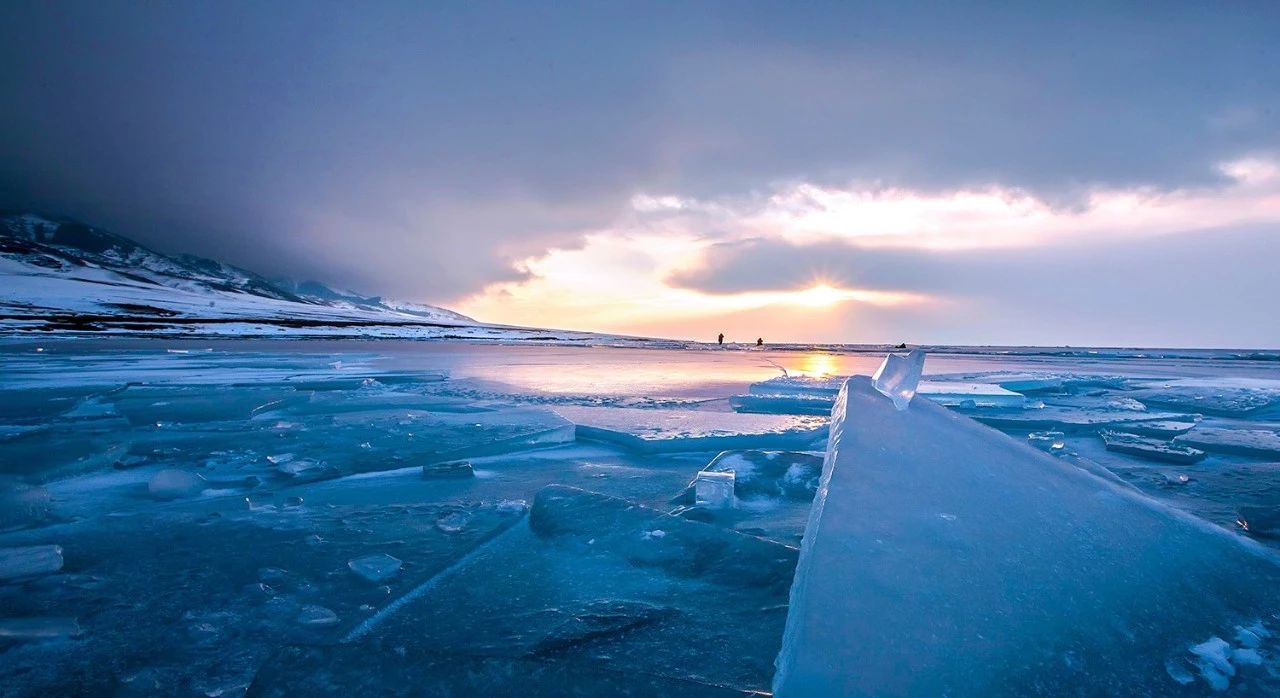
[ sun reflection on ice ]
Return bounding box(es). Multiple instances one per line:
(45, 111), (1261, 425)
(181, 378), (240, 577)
(797, 352), (838, 377)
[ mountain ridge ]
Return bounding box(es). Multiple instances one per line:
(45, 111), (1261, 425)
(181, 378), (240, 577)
(0, 211), (496, 336)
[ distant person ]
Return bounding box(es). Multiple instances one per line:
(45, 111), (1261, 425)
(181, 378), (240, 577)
(756, 337), (764, 347)
(718, 333), (724, 346)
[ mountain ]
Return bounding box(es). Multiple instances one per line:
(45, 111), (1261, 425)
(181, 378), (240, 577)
(0, 211), (485, 336)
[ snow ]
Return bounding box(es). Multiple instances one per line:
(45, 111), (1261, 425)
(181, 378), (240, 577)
(0, 212), (662, 344)
(774, 376), (1280, 696)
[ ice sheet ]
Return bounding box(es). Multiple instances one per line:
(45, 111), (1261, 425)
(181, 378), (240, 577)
(774, 377), (1280, 695)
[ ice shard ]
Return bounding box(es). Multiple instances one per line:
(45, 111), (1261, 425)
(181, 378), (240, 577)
(774, 377), (1280, 696)
(694, 470), (735, 508)
(870, 349), (925, 410)
(347, 553), (403, 584)
(0, 545), (64, 581)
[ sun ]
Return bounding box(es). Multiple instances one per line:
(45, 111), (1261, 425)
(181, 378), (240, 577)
(794, 284), (848, 308)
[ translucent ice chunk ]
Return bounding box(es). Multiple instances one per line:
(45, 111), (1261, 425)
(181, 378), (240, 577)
(695, 471), (735, 509)
(0, 617), (81, 640)
(297, 605), (339, 626)
(147, 469), (207, 500)
(421, 460), (475, 479)
(1236, 506), (1280, 538)
(0, 481), (52, 528)
(348, 553), (403, 583)
(0, 544), (64, 581)
(871, 350), (926, 410)
(1189, 637), (1235, 691)
(1027, 431), (1066, 453)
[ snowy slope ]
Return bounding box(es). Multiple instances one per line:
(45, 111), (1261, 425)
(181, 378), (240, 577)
(0, 211), (485, 334)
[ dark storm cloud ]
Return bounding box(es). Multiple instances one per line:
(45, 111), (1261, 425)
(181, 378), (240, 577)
(1, 1), (1278, 301)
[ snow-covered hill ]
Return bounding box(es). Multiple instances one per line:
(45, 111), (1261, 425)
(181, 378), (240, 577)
(0, 211), (498, 337)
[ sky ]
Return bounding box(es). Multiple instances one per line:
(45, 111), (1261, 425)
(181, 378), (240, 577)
(1, 1), (1278, 347)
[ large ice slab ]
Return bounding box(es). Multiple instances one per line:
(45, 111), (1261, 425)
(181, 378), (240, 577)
(915, 381), (1025, 408)
(729, 393), (835, 416)
(743, 377), (1024, 411)
(1175, 427), (1280, 459)
(748, 375), (845, 397)
(971, 406), (1191, 433)
(774, 377), (1280, 696)
(1100, 430), (1207, 464)
(551, 406), (827, 453)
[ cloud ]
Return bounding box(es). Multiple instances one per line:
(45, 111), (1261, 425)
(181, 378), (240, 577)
(460, 158), (1280, 346)
(1, 0), (1278, 329)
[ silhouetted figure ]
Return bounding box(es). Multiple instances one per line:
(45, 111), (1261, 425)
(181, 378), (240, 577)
(717, 333), (725, 345)
(756, 337), (764, 347)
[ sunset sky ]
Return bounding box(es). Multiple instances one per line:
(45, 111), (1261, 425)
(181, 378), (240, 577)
(2, 2), (1277, 346)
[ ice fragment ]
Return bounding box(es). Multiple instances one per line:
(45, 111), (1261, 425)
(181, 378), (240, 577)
(0, 544), (64, 581)
(147, 469), (206, 500)
(348, 553), (403, 583)
(871, 350), (925, 410)
(694, 470), (736, 509)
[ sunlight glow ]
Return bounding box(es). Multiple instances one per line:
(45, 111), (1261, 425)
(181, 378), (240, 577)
(797, 352), (838, 377)
(452, 156), (1280, 341)
(793, 284), (853, 308)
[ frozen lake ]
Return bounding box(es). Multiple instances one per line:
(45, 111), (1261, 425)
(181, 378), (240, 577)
(1, 338), (1279, 695)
